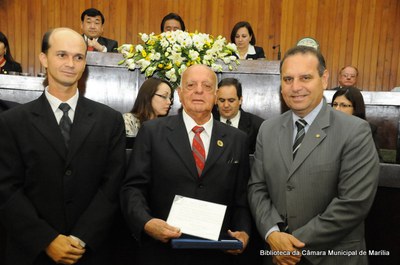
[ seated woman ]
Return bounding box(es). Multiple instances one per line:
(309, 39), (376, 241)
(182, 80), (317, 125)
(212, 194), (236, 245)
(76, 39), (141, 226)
(160, 12), (186, 32)
(0, 32), (22, 74)
(230, 21), (265, 60)
(123, 77), (173, 148)
(331, 87), (382, 160)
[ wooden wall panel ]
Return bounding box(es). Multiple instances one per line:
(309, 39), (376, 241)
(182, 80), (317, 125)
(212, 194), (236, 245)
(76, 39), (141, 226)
(0, 0), (399, 91)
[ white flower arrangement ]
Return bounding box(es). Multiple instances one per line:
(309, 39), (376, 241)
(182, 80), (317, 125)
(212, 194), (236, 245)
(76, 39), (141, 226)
(118, 30), (239, 88)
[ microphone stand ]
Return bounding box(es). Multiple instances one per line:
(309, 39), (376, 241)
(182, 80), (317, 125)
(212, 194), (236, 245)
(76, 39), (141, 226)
(273, 45), (281, 60)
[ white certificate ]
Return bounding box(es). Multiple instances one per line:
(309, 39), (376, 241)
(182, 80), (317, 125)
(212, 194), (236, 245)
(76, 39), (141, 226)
(166, 195), (227, 241)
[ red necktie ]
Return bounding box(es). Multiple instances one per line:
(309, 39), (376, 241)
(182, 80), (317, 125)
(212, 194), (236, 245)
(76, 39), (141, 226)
(192, 126), (205, 176)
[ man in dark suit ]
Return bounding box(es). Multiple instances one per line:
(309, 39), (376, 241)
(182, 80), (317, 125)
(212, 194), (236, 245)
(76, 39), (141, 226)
(330, 65), (360, 90)
(121, 64), (251, 265)
(214, 77), (264, 154)
(80, 8), (118, 52)
(248, 46), (379, 265)
(0, 28), (125, 265)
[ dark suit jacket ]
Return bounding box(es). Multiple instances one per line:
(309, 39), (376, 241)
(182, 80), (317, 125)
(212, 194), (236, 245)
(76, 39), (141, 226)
(121, 114), (252, 265)
(246, 46), (265, 60)
(214, 109), (264, 154)
(97, 36), (119, 53)
(0, 94), (125, 265)
(248, 101), (380, 265)
(0, 99), (20, 113)
(0, 61), (22, 74)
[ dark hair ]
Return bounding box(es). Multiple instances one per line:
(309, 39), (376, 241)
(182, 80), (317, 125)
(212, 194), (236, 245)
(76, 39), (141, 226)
(81, 8), (105, 24)
(0, 32), (17, 63)
(230, 21), (256, 45)
(331, 87), (366, 119)
(218, 78), (243, 98)
(160, 13), (186, 32)
(41, 29), (55, 54)
(131, 77), (173, 124)
(280, 45), (326, 76)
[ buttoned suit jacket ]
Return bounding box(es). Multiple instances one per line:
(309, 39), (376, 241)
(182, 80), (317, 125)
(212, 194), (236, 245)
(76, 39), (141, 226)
(97, 36), (118, 53)
(121, 114), (252, 265)
(248, 101), (380, 265)
(0, 93), (125, 265)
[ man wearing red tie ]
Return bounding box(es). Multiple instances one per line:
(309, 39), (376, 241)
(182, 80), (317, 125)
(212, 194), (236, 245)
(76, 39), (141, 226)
(121, 64), (252, 265)
(80, 8), (118, 53)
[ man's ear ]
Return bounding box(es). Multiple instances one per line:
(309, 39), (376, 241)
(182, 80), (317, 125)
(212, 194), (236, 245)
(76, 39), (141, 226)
(39, 52), (48, 69)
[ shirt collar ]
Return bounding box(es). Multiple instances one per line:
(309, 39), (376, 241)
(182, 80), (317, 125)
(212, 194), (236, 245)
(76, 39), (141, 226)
(220, 110), (241, 126)
(247, 45), (256, 55)
(292, 99), (324, 127)
(45, 87), (79, 113)
(182, 109), (213, 136)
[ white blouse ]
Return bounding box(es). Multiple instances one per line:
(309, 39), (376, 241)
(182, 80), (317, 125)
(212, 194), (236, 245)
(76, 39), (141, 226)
(123, 112), (141, 137)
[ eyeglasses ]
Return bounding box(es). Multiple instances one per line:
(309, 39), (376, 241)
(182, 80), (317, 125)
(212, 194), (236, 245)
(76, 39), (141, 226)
(341, 74), (356, 79)
(332, 102), (353, 108)
(154, 93), (173, 103)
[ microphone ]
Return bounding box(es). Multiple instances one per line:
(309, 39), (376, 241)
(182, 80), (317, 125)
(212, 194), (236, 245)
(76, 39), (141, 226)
(273, 44), (281, 60)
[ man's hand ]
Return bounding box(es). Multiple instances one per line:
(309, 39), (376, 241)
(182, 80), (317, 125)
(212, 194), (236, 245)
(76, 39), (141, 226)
(144, 218), (181, 243)
(226, 229), (249, 255)
(45, 234), (85, 265)
(87, 38), (104, 52)
(267, 231), (305, 265)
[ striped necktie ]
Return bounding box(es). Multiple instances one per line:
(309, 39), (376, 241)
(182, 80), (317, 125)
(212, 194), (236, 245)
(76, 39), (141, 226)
(293, 119), (307, 159)
(192, 126), (205, 176)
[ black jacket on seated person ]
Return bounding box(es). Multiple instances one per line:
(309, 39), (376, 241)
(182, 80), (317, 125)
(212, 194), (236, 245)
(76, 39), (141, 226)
(213, 108), (264, 154)
(246, 46), (265, 60)
(0, 61), (22, 74)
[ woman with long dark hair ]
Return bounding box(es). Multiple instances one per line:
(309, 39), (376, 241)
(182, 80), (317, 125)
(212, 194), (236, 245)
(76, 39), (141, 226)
(123, 77), (173, 148)
(0, 32), (22, 74)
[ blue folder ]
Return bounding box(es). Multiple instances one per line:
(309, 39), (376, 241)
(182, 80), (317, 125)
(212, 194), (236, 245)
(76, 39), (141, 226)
(171, 238), (243, 250)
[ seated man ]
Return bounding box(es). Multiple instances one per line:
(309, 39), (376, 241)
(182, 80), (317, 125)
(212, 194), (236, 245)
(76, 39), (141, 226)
(214, 78), (264, 154)
(81, 8), (118, 52)
(160, 12), (186, 32)
(331, 65), (360, 90)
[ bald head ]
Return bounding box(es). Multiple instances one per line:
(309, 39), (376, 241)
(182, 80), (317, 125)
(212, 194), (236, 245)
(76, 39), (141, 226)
(180, 64), (217, 88)
(39, 27), (87, 98)
(42, 27), (87, 54)
(178, 64), (217, 124)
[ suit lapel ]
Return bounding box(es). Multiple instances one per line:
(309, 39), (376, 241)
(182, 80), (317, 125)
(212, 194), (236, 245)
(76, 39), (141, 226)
(30, 94), (67, 158)
(238, 111), (250, 133)
(279, 114), (293, 172)
(289, 104), (330, 177)
(166, 115), (198, 178)
(201, 121), (226, 178)
(66, 97), (96, 165)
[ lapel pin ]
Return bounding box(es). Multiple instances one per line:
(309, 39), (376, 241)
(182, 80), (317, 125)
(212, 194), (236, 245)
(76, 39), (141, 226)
(316, 134), (320, 138)
(217, 140), (223, 147)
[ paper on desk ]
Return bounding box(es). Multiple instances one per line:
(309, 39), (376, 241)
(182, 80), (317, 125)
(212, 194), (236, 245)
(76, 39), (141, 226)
(166, 195), (227, 241)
